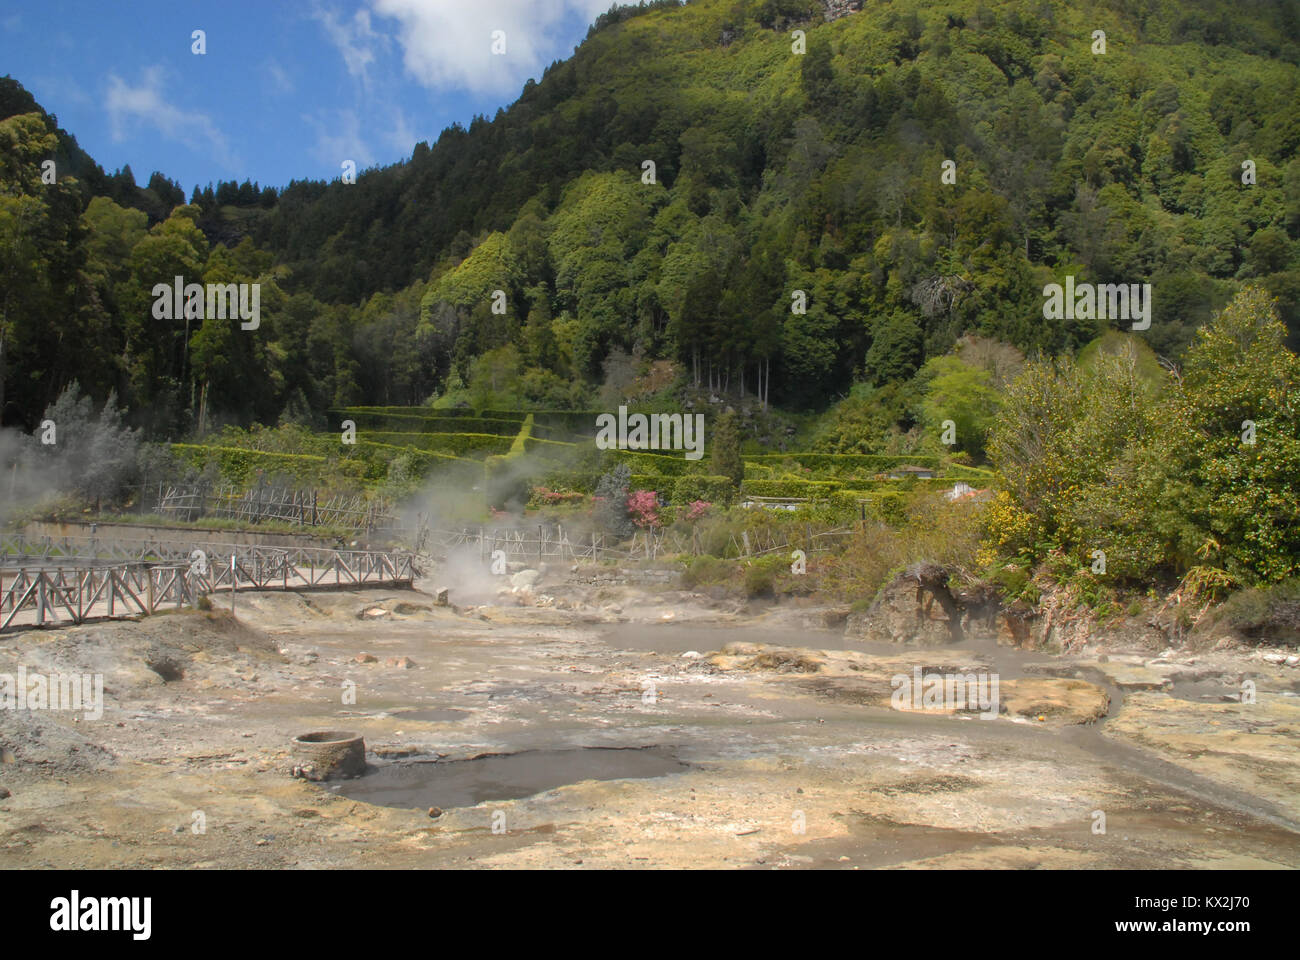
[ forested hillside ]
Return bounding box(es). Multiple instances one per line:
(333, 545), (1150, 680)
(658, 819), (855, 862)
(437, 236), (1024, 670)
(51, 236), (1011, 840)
(2, 0), (1298, 436)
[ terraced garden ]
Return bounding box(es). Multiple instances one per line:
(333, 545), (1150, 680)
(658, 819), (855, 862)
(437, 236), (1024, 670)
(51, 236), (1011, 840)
(315, 408), (991, 509)
(164, 407), (990, 519)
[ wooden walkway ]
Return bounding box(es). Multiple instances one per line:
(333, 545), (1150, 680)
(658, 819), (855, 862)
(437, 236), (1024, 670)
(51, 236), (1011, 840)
(1, 543), (415, 633)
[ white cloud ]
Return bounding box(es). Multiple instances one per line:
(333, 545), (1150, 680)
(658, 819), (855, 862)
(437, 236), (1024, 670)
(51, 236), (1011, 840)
(369, 0), (611, 97)
(312, 2), (388, 84)
(105, 67), (237, 170)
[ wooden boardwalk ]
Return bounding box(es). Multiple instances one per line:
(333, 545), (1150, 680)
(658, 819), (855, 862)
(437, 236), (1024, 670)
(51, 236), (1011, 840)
(1, 542), (415, 633)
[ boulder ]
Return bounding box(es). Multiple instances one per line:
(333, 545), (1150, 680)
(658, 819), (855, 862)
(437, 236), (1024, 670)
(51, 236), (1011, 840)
(511, 569), (541, 591)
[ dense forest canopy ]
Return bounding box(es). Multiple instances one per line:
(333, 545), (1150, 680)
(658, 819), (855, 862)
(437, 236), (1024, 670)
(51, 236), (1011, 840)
(2, 0), (1298, 437)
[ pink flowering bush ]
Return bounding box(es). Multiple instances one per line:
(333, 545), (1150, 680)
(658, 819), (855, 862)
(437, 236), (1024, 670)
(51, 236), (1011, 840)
(528, 485), (586, 508)
(685, 500), (711, 521)
(627, 489), (661, 528)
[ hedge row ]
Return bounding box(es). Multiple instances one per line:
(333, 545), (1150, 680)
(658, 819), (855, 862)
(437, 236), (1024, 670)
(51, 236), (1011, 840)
(843, 477), (958, 491)
(666, 475), (734, 505)
(746, 453), (942, 471)
(943, 464), (997, 481)
(332, 412), (524, 436)
(529, 421), (586, 442)
(532, 470), (734, 505)
(588, 473), (735, 505)
(354, 431), (509, 458)
(522, 435), (581, 460)
(500, 410), (602, 434)
(741, 460), (778, 479)
(609, 449), (703, 476)
(351, 440), (476, 476)
(484, 415), (534, 507)
(338, 406), (525, 421)
(170, 444), (359, 486)
(741, 479), (841, 499)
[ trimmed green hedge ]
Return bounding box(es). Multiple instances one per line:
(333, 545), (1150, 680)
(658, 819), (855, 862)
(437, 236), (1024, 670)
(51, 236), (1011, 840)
(353, 440), (474, 470)
(671, 475), (735, 505)
(741, 479), (841, 499)
(829, 489), (875, 511)
(522, 435), (581, 460)
(610, 449), (701, 476)
(531, 471), (734, 505)
(536, 468), (599, 494)
(943, 464), (997, 481)
(356, 431), (509, 458)
(170, 444), (359, 486)
(484, 415), (534, 507)
(330, 411), (523, 435)
(843, 477), (954, 491)
(746, 453), (942, 472)
(500, 410), (603, 435)
(528, 421), (586, 441)
(337, 406), (524, 421)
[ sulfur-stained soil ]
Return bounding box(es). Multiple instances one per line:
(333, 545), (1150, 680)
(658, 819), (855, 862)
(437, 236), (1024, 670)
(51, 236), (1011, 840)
(1, 568), (1298, 869)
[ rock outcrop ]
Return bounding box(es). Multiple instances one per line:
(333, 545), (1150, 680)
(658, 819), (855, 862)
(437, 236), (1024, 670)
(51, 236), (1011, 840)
(822, 0), (865, 22)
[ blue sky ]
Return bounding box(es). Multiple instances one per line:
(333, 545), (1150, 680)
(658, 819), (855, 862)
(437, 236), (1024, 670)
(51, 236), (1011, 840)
(1, 0), (613, 195)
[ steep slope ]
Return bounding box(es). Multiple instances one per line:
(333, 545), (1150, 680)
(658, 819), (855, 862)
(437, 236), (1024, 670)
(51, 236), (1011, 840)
(1, 0), (1298, 429)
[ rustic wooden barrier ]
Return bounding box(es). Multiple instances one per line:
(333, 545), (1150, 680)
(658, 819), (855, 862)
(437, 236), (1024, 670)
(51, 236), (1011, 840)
(0, 546), (415, 632)
(156, 483), (397, 530)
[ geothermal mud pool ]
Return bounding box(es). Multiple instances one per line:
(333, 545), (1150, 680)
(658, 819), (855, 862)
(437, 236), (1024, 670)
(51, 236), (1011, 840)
(1, 570), (1298, 869)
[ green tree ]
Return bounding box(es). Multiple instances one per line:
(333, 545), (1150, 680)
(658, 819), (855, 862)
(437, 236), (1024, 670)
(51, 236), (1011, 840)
(915, 354), (1002, 460)
(1152, 286), (1300, 582)
(710, 408), (744, 491)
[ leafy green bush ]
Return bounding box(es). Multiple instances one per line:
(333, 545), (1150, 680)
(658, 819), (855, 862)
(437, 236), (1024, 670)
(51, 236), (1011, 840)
(990, 564), (1041, 606)
(874, 493), (907, 526)
(681, 554), (734, 588)
(818, 494), (987, 604)
(828, 489), (872, 507)
(742, 553), (788, 598)
(672, 475), (734, 506)
(1206, 579), (1300, 643)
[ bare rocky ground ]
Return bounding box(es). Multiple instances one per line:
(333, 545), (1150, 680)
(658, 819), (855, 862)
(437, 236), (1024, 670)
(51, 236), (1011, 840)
(1, 567), (1298, 869)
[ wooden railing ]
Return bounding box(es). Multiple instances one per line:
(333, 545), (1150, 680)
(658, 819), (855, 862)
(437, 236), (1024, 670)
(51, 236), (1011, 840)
(0, 546), (415, 632)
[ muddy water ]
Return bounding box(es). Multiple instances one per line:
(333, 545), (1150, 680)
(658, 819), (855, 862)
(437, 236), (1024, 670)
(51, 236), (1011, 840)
(599, 623), (865, 654)
(288, 609), (1298, 864)
(601, 620), (1300, 835)
(330, 746), (687, 810)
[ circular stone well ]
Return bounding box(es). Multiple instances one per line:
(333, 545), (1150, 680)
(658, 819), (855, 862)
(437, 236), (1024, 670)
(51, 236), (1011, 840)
(291, 731), (366, 781)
